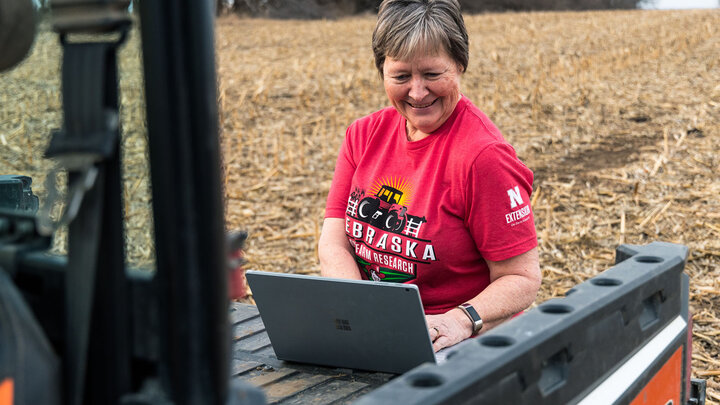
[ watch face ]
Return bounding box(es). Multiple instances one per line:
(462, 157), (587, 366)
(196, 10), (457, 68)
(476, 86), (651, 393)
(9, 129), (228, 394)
(460, 304), (483, 333)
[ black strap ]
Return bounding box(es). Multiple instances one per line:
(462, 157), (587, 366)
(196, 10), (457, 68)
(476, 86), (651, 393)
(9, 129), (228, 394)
(46, 38), (125, 405)
(65, 168), (105, 405)
(46, 42), (120, 160)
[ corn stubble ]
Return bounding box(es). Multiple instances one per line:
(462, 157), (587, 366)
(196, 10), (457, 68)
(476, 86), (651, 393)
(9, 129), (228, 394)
(1, 10), (718, 395)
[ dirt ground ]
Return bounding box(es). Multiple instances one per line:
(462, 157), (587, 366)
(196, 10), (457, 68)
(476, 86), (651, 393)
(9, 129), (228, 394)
(0, 8), (718, 401)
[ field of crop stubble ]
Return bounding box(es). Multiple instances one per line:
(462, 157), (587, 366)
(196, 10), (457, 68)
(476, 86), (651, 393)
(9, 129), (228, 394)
(1, 9), (718, 399)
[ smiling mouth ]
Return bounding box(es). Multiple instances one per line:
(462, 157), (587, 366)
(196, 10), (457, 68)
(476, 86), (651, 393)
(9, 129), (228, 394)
(407, 99), (437, 109)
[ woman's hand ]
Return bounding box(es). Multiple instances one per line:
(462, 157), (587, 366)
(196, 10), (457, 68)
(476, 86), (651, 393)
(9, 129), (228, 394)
(426, 308), (473, 352)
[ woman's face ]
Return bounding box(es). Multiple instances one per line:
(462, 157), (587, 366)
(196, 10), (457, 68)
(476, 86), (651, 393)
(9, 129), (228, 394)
(383, 50), (462, 139)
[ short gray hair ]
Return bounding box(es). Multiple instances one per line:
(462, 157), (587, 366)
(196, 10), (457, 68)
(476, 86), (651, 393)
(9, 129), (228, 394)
(372, 0), (469, 77)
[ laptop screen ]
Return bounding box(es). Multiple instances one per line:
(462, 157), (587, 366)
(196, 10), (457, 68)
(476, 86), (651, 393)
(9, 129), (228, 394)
(246, 271), (437, 374)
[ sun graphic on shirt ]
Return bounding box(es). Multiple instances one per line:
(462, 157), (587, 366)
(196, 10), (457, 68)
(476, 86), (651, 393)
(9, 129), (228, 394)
(369, 176), (414, 206)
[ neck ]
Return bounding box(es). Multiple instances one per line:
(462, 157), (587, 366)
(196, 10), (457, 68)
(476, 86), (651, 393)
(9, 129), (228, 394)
(406, 126), (429, 142)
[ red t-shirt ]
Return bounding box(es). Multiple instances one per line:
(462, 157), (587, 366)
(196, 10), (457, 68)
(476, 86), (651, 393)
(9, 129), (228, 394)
(325, 96), (537, 314)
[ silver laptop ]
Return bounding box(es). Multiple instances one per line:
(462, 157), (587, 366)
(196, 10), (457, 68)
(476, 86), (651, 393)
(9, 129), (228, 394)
(245, 270), (437, 374)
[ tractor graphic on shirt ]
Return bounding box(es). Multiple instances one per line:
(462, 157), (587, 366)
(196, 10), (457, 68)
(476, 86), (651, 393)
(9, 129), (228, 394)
(349, 184), (429, 283)
(357, 185), (407, 232)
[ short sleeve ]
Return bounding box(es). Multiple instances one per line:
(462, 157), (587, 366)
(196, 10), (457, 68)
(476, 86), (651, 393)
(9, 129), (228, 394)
(465, 142), (537, 261)
(325, 125), (358, 218)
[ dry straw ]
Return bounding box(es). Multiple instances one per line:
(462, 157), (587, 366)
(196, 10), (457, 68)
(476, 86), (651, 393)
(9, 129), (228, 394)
(1, 9), (718, 399)
(219, 11), (719, 396)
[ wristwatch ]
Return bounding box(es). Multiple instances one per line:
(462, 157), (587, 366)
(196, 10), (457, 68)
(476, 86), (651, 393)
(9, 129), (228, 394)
(458, 303), (483, 334)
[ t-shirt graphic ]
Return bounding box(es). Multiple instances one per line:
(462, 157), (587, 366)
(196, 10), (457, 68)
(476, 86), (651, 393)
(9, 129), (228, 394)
(344, 176), (437, 283)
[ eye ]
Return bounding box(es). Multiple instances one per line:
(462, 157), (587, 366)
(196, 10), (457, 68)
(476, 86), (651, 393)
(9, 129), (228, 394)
(392, 74), (410, 81)
(425, 72), (441, 79)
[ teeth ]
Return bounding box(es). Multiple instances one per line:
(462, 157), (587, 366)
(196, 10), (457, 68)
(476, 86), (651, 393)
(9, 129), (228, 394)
(409, 101), (433, 108)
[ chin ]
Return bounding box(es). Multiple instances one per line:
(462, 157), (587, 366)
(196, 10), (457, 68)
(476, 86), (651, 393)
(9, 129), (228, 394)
(409, 119), (441, 134)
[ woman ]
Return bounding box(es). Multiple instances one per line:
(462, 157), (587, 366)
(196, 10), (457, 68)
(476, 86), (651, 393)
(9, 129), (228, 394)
(319, 0), (541, 353)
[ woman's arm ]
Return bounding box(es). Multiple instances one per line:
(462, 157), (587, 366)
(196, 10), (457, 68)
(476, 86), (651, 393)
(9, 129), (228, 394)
(427, 247), (541, 351)
(318, 218), (362, 280)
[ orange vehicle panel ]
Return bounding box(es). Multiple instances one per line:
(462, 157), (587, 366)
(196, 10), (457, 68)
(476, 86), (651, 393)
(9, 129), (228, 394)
(0, 379), (13, 405)
(630, 346), (683, 405)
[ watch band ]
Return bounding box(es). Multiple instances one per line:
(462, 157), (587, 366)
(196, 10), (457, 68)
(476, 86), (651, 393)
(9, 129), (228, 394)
(458, 303), (483, 334)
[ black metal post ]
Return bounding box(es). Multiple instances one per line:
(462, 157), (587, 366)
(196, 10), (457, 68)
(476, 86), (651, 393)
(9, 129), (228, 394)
(138, 1), (229, 404)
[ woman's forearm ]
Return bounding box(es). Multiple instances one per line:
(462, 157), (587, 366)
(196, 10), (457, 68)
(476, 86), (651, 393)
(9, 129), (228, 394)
(318, 218), (362, 279)
(461, 273), (540, 331)
(427, 266), (540, 352)
(447, 247), (541, 333)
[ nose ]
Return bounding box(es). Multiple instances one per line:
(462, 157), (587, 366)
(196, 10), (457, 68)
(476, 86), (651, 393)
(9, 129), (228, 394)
(408, 76), (429, 102)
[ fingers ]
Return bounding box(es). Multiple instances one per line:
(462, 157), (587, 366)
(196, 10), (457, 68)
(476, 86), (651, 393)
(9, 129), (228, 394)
(429, 326), (453, 352)
(432, 335), (452, 352)
(427, 311), (468, 352)
(429, 322), (464, 352)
